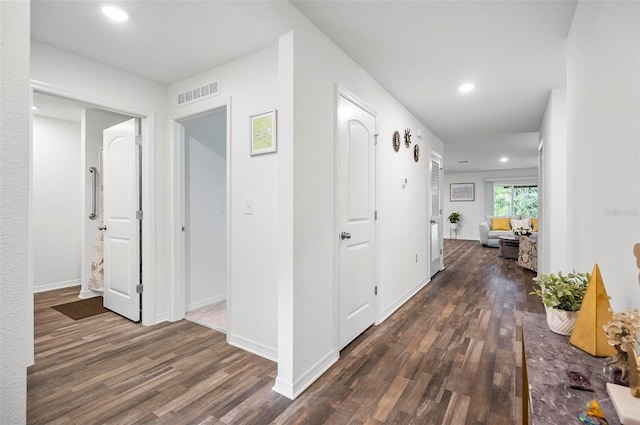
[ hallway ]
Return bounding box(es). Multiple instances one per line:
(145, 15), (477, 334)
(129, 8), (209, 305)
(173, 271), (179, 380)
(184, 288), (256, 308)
(28, 240), (541, 424)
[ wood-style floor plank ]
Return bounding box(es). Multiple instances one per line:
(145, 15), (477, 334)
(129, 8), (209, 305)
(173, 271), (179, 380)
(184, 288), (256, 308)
(28, 240), (543, 424)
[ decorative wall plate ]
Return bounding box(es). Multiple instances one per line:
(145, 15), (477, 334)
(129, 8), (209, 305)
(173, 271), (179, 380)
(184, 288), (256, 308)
(414, 144), (420, 162)
(404, 128), (412, 148)
(392, 131), (400, 152)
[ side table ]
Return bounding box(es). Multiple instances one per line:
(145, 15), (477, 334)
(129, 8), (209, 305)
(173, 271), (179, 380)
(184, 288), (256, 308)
(498, 235), (519, 259)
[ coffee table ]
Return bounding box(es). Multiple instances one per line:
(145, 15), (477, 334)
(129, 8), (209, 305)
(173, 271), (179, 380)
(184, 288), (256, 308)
(498, 235), (520, 259)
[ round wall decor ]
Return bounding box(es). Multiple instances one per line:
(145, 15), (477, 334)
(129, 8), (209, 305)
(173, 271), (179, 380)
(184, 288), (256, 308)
(392, 131), (401, 152)
(414, 144), (420, 162)
(404, 128), (412, 148)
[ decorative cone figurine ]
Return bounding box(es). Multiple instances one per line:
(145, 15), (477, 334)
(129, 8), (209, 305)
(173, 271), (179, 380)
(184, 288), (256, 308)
(569, 264), (616, 357)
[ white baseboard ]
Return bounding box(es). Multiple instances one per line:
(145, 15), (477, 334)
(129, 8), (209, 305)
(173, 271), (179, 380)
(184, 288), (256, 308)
(186, 294), (226, 312)
(153, 312), (170, 325)
(272, 348), (339, 400)
(378, 276), (430, 324)
(33, 279), (81, 294)
(227, 332), (277, 363)
(78, 289), (102, 299)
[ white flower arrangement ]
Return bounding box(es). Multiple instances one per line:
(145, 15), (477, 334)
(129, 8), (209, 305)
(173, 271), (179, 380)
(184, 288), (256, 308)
(513, 227), (532, 236)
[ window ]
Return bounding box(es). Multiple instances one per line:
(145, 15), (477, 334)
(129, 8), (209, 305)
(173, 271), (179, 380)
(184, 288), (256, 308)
(494, 184), (538, 217)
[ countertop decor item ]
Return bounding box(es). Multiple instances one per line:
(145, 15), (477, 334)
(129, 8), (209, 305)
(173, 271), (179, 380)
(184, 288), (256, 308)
(607, 382), (640, 425)
(531, 270), (590, 335)
(570, 264), (616, 357)
(602, 309), (640, 386)
(628, 342), (640, 397)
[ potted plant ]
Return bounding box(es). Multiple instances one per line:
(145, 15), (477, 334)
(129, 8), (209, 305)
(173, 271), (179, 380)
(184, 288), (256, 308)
(531, 270), (591, 335)
(448, 212), (461, 230)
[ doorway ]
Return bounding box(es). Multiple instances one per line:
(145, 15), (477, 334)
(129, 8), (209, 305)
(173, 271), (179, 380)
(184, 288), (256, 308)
(31, 89), (153, 323)
(336, 90), (377, 350)
(178, 108), (229, 333)
(429, 153), (444, 276)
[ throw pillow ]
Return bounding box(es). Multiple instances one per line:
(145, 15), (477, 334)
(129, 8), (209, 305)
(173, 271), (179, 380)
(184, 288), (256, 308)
(492, 217), (511, 231)
(531, 218), (539, 232)
(511, 218), (531, 230)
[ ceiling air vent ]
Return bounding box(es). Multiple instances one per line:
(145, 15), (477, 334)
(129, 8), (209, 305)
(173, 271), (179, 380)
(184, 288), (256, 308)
(177, 79), (220, 107)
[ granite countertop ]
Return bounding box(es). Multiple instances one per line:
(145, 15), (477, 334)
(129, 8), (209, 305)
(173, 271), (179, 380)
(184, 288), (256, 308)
(523, 312), (621, 425)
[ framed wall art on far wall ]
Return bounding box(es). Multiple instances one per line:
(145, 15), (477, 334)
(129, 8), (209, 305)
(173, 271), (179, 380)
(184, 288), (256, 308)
(450, 182), (475, 202)
(250, 109), (277, 155)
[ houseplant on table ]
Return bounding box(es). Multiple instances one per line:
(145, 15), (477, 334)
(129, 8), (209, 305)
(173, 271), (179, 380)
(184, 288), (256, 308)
(531, 270), (591, 335)
(447, 212), (461, 230)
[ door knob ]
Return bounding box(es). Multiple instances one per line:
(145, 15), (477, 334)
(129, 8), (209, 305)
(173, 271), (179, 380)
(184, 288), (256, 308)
(430, 220), (436, 224)
(98, 225), (107, 231)
(340, 231), (351, 240)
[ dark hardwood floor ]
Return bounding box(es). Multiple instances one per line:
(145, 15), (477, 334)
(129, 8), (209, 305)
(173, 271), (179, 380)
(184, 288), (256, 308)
(28, 239), (543, 424)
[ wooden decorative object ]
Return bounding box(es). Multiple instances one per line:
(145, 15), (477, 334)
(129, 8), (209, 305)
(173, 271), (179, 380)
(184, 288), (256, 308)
(569, 264), (616, 357)
(628, 343), (640, 398)
(392, 131), (400, 152)
(404, 128), (412, 148)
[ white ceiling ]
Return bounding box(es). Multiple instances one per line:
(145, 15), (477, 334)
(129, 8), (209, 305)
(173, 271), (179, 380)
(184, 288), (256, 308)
(30, 1), (577, 173)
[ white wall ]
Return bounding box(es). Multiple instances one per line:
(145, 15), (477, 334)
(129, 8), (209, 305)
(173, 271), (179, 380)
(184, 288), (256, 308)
(539, 89), (567, 274)
(80, 109), (130, 298)
(167, 3), (446, 398)
(0, 1), (30, 422)
(31, 41), (167, 325)
(184, 110), (227, 310)
(32, 116), (81, 291)
(261, 3), (445, 398)
(443, 168), (538, 241)
(566, 2), (640, 311)
(167, 45), (280, 359)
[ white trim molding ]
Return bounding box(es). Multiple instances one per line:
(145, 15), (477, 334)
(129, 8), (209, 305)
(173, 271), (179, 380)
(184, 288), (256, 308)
(33, 279), (82, 294)
(227, 333), (278, 363)
(273, 349), (339, 400)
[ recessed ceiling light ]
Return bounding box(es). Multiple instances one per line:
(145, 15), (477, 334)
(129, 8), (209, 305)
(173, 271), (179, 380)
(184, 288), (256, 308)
(101, 5), (129, 22)
(458, 83), (475, 94)
(500, 157), (508, 163)
(32, 105), (38, 111)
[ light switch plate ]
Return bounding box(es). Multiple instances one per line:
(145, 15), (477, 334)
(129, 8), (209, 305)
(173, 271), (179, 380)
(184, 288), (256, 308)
(244, 199), (253, 215)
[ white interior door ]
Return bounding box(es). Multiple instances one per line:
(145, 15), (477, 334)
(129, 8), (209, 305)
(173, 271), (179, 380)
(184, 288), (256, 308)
(338, 94), (376, 350)
(103, 118), (141, 321)
(430, 155), (443, 276)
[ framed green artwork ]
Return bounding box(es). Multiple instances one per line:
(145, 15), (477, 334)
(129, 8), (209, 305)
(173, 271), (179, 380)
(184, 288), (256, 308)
(250, 109), (277, 155)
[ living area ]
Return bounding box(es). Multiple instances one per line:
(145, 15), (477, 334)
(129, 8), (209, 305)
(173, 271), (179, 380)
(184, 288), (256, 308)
(442, 163), (540, 272)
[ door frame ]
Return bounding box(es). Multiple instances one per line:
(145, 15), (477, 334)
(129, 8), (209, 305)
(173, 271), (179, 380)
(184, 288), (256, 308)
(169, 97), (231, 324)
(29, 81), (157, 326)
(334, 86), (379, 351)
(429, 151), (444, 275)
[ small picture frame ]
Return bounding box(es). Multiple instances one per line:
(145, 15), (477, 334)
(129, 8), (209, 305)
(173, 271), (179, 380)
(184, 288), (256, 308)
(250, 109), (277, 155)
(450, 183), (475, 202)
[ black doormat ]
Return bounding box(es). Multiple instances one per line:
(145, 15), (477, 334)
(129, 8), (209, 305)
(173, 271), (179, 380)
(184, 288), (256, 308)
(52, 296), (109, 320)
